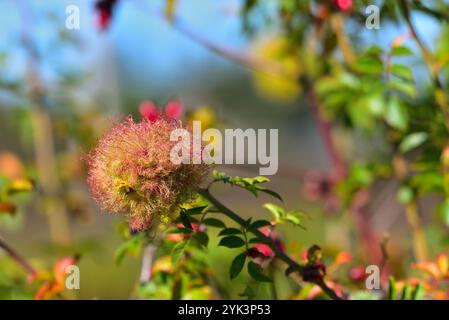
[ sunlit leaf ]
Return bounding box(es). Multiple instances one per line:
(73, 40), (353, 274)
(391, 64), (414, 81)
(385, 97), (409, 131)
(399, 132), (428, 153)
(171, 240), (189, 265)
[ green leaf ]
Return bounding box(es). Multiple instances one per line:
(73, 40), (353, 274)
(249, 237), (271, 245)
(365, 94), (386, 116)
(230, 252), (246, 279)
(193, 232), (209, 248)
(354, 56), (384, 75)
(249, 220), (272, 231)
(243, 218), (253, 229)
(411, 171), (444, 194)
(114, 233), (145, 265)
(389, 80), (416, 98)
(213, 172), (277, 199)
(385, 97), (409, 131)
(258, 188), (283, 201)
(262, 203), (284, 221)
(399, 132), (428, 153)
(219, 228), (243, 236)
(411, 283), (425, 300)
(242, 176), (270, 184)
(387, 277), (397, 300)
(391, 64), (414, 81)
(366, 45), (384, 55)
(348, 100), (377, 130)
(262, 203), (307, 228)
(391, 45), (413, 57)
(283, 212), (307, 229)
(179, 212), (193, 230)
(184, 205), (208, 215)
(247, 261), (271, 282)
(212, 170), (229, 181)
(397, 185), (414, 204)
(202, 218), (226, 228)
(400, 284), (411, 300)
(218, 236), (245, 248)
(171, 240), (189, 265)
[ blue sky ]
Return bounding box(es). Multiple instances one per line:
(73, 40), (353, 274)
(0, 0), (442, 98)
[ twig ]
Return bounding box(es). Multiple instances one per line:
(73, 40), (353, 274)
(197, 188), (343, 300)
(131, 0), (289, 78)
(399, 0), (449, 130)
(0, 236), (37, 276)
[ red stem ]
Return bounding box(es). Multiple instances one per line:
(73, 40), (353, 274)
(305, 84), (346, 178)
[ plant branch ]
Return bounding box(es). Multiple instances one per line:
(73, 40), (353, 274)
(197, 188), (343, 300)
(131, 1), (288, 78)
(304, 79), (346, 178)
(399, 0), (449, 129)
(0, 235), (37, 276)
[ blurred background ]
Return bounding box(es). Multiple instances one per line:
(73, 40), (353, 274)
(0, 0), (448, 299)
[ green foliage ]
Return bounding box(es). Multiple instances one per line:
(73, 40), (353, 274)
(218, 236), (245, 248)
(387, 277), (398, 300)
(202, 218), (226, 228)
(212, 170), (282, 201)
(247, 261), (271, 282)
(262, 203), (307, 228)
(230, 252), (247, 280)
(114, 233), (146, 265)
(171, 240), (190, 265)
(219, 228), (243, 236)
(399, 132), (429, 153)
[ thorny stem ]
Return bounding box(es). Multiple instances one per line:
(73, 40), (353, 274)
(197, 188), (343, 300)
(0, 235), (37, 276)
